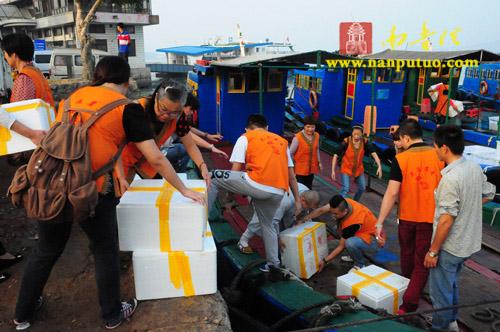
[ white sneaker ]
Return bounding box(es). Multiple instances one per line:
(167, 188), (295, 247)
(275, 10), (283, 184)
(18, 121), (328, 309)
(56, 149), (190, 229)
(348, 266), (361, 273)
(341, 255), (354, 262)
(448, 321), (459, 332)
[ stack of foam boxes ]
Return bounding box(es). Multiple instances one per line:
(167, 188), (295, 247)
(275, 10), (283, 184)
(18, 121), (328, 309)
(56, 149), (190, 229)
(0, 99), (55, 156)
(117, 175), (217, 300)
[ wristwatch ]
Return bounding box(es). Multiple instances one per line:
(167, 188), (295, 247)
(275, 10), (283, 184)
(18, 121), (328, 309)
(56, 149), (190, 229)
(428, 251), (439, 258)
(322, 258), (329, 265)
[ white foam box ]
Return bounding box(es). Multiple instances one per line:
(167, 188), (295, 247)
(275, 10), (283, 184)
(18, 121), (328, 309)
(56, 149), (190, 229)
(0, 99), (55, 156)
(336, 265), (410, 314)
(489, 116), (499, 131)
(280, 221), (328, 279)
(117, 178), (207, 252)
(133, 226), (217, 300)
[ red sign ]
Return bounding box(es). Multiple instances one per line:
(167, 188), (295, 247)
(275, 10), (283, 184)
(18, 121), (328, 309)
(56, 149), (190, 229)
(339, 22), (372, 55)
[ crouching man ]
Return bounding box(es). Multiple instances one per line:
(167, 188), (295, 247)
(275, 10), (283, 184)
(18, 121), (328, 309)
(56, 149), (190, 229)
(302, 195), (383, 272)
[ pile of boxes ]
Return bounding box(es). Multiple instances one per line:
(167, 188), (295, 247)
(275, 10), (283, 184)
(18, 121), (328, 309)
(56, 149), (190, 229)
(117, 176), (217, 300)
(0, 99), (55, 156)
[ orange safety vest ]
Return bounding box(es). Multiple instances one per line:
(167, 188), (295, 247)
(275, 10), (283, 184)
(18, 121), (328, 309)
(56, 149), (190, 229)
(244, 130), (289, 191)
(55, 86), (129, 193)
(395, 145), (444, 223)
(13, 66), (55, 106)
(340, 137), (365, 177)
(340, 198), (377, 244)
(293, 131), (320, 176)
(434, 84), (449, 117)
(121, 97), (177, 182)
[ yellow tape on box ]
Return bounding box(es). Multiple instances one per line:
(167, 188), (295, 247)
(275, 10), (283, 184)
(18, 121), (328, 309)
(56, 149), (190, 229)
(352, 270), (399, 314)
(297, 223), (322, 279)
(0, 99), (54, 156)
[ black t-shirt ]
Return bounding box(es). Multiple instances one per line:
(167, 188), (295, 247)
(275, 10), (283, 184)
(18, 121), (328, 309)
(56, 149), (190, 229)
(341, 224), (361, 239)
(125, 97), (192, 142)
(122, 103), (154, 142)
(336, 138), (376, 158)
(389, 142), (428, 182)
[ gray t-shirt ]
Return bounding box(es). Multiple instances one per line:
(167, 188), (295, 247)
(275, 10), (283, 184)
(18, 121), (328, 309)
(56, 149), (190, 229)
(278, 183), (310, 229)
(433, 158), (496, 257)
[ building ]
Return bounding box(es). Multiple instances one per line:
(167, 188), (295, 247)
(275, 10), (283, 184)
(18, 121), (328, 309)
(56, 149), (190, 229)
(1, 0), (159, 69)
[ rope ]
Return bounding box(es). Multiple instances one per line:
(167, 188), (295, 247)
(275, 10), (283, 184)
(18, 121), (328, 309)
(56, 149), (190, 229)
(289, 299), (500, 332)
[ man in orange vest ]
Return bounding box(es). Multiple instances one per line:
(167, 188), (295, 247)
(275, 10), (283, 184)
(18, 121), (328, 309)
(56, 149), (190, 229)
(331, 125), (382, 201)
(290, 115), (322, 189)
(302, 195), (382, 272)
(376, 118), (444, 314)
(208, 114), (301, 274)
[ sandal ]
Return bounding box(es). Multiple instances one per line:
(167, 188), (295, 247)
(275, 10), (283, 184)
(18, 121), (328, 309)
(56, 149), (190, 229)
(0, 271), (11, 283)
(0, 253), (23, 270)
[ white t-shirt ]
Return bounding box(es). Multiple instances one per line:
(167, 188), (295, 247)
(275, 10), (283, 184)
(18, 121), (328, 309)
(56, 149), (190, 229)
(230, 135), (294, 195)
(0, 109), (15, 129)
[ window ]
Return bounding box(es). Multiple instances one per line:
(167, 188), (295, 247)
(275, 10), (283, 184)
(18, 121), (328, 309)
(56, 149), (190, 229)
(474, 68), (479, 78)
(54, 27), (63, 36)
(228, 72), (245, 93)
(74, 55), (82, 66)
(304, 76), (310, 90)
(128, 39), (136, 57)
(378, 68), (392, 83)
(362, 68), (375, 83)
(430, 67), (440, 78)
(92, 39), (108, 52)
(300, 75), (306, 89)
(247, 71), (260, 92)
(44, 28), (52, 37)
(496, 70), (500, 81)
(440, 67), (450, 78)
(54, 55), (71, 66)
(392, 70), (405, 82)
(35, 54), (51, 64)
(267, 71), (283, 92)
(295, 74), (301, 88)
(89, 24), (105, 34)
(316, 78), (323, 94)
(124, 25), (135, 34)
(487, 69), (493, 80)
(65, 25), (73, 34)
(33, 30), (43, 39)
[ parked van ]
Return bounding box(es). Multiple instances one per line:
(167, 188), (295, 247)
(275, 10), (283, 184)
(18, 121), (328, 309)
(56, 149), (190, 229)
(34, 48), (109, 79)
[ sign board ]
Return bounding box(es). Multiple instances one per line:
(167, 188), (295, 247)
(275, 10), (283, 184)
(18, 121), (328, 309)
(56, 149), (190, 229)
(339, 22), (372, 55)
(34, 39), (46, 51)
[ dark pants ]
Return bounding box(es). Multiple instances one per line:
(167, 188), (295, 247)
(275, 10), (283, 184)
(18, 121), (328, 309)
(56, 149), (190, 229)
(296, 174), (314, 190)
(118, 51), (129, 63)
(0, 240), (5, 256)
(398, 220), (433, 312)
(15, 195), (122, 323)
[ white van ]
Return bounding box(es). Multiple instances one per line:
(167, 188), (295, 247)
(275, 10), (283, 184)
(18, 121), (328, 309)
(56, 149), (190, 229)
(34, 48), (109, 79)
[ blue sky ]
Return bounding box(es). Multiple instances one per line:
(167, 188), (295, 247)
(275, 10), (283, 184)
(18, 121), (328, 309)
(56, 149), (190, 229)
(144, 0), (499, 61)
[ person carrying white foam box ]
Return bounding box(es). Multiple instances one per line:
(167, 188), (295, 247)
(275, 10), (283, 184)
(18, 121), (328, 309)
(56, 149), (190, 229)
(301, 194), (385, 272)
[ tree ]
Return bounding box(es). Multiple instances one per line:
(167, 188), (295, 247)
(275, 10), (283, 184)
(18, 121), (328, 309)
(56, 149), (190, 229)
(75, 0), (104, 80)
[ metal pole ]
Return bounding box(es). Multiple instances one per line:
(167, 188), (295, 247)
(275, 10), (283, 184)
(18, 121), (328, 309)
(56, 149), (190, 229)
(370, 68), (375, 142)
(445, 66), (453, 124)
(258, 63), (263, 114)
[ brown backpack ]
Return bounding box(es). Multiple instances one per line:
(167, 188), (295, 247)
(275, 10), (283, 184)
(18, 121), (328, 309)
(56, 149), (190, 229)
(8, 96), (131, 222)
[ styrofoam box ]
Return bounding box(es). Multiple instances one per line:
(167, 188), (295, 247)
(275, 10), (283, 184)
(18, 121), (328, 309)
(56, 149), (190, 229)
(336, 265), (410, 314)
(133, 228), (217, 300)
(0, 99), (55, 156)
(117, 178), (207, 252)
(489, 116), (499, 131)
(133, 173), (188, 182)
(280, 222), (328, 279)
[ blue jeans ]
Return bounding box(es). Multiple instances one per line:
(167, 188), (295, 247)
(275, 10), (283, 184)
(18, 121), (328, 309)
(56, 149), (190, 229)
(429, 250), (467, 330)
(340, 173), (366, 201)
(162, 143), (190, 173)
(344, 236), (380, 267)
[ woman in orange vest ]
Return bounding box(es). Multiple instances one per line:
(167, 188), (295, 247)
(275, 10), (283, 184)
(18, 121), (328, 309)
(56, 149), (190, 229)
(120, 81), (211, 185)
(290, 115), (322, 189)
(301, 195), (382, 271)
(331, 125), (382, 201)
(13, 56), (205, 330)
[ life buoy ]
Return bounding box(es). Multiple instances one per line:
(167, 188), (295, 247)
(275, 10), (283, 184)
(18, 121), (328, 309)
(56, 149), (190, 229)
(309, 90), (318, 109)
(480, 81), (488, 95)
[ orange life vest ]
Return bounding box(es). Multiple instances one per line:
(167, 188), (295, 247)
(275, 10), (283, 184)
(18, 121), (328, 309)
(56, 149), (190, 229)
(293, 131), (320, 176)
(340, 137), (365, 177)
(120, 97), (177, 182)
(55, 86), (128, 193)
(13, 65), (55, 106)
(340, 198), (377, 244)
(395, 145), (444, 223)
(244, 129), (289, 191)
(435, 84), (449, 117)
